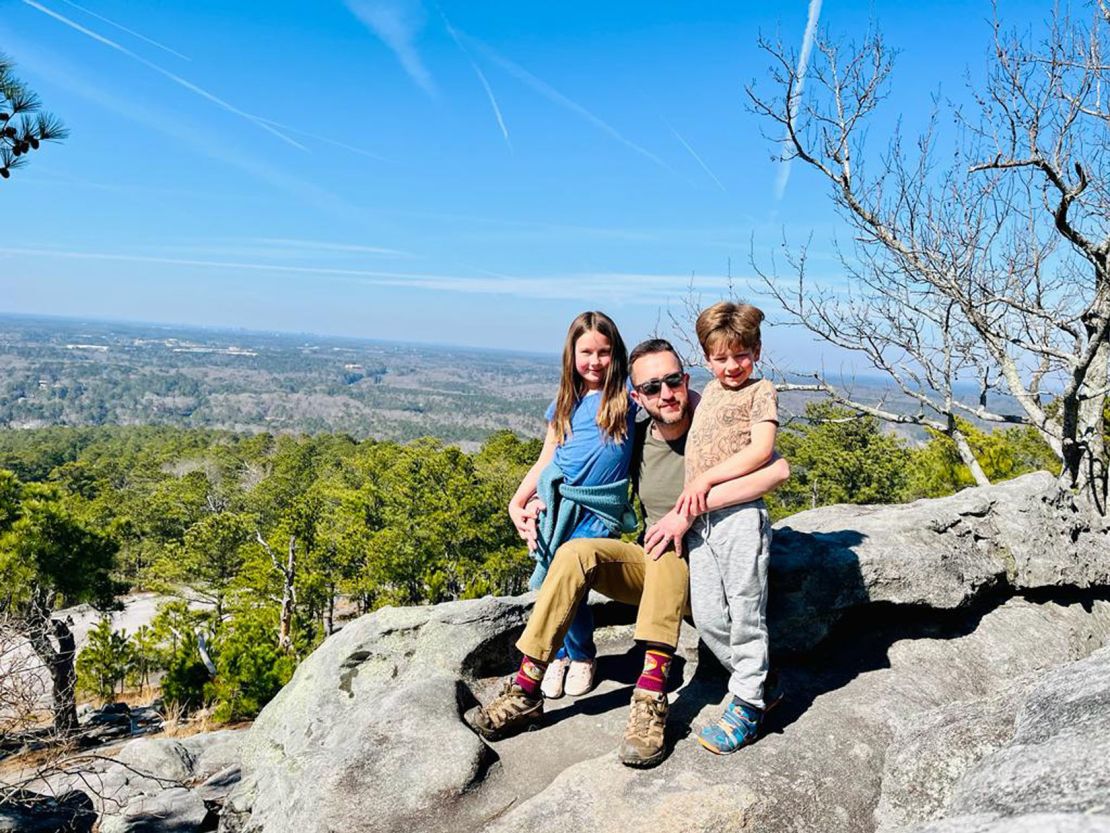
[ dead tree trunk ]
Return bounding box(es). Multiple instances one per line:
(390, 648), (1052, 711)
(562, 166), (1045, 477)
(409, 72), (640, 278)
(950, 421), (991, 488)
(256, 531), (297, 654)
(22, 602), (78, 736)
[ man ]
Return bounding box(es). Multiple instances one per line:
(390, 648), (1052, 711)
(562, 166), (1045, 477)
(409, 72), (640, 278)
(469, 338), (790, 767)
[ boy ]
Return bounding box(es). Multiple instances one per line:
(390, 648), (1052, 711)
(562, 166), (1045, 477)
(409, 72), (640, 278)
(674, 301), (778, 755)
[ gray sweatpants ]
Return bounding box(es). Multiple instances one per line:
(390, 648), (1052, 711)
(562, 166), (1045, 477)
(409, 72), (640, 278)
(686, 500), (771, 708)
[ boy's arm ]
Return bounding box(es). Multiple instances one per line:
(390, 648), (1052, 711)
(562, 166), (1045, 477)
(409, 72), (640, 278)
(674, 420), (777, 515)
(645, 452), (789, 559)
(704, 451), (789, 511)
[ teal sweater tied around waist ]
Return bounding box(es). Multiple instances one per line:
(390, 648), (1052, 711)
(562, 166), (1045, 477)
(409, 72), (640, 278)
(528, 461), (639, 590)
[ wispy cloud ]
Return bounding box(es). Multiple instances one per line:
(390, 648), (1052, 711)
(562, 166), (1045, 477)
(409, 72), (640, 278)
(459, 32), (671, 173)
(664, 120), (726, 192)
(250, 116), (394, 163)
(250, 238), (411, 257)
(20, 0), (305, 150)
(54, 0), (190, 60)
(775, 0), (823, 201)
(1, 246), (727, 304)
(344, 0), (435, 95)
(439, 10), (510, 150)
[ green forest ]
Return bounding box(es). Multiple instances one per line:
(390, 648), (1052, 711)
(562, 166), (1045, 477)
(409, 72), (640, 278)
(0, 409), (1059, 724)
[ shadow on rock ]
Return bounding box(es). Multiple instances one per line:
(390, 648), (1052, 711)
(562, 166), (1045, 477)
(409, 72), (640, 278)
(766, 598), (1002, 739)
(0, 788), (96, 833)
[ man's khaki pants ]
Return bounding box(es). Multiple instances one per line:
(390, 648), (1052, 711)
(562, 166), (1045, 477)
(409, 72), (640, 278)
(516, 537), (690, 662)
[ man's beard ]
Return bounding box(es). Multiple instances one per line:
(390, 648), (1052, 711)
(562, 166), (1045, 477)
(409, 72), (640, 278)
(646, 400), (687, 425)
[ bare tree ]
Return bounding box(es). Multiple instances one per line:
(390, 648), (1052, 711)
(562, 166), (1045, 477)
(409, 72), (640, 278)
(747, 3), (1110, 509)
(0, 612), (51, 751)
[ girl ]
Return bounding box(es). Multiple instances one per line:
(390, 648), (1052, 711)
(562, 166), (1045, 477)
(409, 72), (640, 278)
(507, 310), (637, 698)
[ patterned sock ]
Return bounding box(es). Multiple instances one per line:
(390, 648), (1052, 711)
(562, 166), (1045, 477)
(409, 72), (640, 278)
(635, 647), (673, 694)
(515, 655), (547, 698)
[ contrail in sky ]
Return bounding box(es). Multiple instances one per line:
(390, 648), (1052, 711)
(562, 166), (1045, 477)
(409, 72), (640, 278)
(251, 116), (395, 163)
(775, 0), (823, 201)
(439, 10), (511, 150)
(21, 0), (306, 150)
(344, 0), (436, 95)
(664, 120), (726, 192)
(460, 32), (671, 172)
(55, 0), (190, 60)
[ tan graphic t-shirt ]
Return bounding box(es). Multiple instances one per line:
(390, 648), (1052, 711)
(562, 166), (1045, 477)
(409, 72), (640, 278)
(685, 377), (778, 483)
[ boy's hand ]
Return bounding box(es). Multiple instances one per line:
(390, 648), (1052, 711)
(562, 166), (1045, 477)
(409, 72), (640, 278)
(674, 476), (711, 517)
(644, 509), (694, 560)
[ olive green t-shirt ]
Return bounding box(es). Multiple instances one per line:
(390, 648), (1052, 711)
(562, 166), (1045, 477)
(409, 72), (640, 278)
(632, 419), (688, 529)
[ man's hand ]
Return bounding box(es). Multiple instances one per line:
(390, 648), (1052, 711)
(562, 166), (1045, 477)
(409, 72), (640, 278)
(643, 509), (694, 560)
(674, 475), (711, 517)
(522, 497), (544, 551)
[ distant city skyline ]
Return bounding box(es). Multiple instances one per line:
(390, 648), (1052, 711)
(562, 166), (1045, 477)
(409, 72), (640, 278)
(0, 0), (1050, 367)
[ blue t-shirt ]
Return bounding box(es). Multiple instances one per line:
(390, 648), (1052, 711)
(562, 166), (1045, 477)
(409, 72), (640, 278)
(545, 391), (637, 538)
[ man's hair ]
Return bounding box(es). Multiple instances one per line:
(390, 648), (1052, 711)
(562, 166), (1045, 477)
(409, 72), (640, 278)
(695, 302), (764, 354)
(629, 338), (683, 373)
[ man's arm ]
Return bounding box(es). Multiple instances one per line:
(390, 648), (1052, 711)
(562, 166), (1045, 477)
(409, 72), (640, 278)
(644, 453), (789, 559)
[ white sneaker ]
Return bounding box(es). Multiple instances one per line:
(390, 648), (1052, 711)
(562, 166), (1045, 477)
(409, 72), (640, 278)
(564, 659), (597, 697)
(541, 657), (570, 699)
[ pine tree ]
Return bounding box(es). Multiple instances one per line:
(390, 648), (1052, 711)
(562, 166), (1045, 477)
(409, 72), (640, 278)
(77, 617), (132, 702)
(0, 53), (68, 180)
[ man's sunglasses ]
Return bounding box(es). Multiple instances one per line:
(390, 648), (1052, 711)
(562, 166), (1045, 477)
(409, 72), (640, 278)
(634, 372), (685, 396)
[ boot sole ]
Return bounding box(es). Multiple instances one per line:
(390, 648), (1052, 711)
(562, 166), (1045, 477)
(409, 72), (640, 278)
(619, 747), (666, 768)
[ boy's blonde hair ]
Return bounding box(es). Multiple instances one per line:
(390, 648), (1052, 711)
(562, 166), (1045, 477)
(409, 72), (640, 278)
(695, 301), (764, 354)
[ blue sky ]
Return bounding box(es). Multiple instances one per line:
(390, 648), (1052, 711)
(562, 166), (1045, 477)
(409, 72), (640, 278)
(0, 0), (1049, 364)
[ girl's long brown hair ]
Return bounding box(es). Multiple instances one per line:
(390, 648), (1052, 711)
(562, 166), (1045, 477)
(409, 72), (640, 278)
(551, 311), (630, 445)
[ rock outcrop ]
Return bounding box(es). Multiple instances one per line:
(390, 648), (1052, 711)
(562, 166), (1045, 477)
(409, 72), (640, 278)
(219, 473), (1110, 833)
(26, 729), (245, 833)
(6, 474), (1105, 832)
(770, 471), (1110, 651)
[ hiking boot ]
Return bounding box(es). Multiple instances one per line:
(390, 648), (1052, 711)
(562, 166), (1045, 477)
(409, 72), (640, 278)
(470, 679), (543, 740)
(697, 698), (763, 755)
(618, 688), (668, 768)
(540, 656), (570, 699)
(564, 659), (597, 697)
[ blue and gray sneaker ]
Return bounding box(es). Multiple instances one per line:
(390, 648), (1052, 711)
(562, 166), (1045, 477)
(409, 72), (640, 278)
(697, 698), (763, 755)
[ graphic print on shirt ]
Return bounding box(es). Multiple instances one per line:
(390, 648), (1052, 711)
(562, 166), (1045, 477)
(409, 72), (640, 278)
(685, 378), (778, 483)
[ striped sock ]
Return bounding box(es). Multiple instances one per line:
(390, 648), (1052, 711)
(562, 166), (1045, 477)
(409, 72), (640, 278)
(515, 655), (546, 698)
(636, 648), (673, 694)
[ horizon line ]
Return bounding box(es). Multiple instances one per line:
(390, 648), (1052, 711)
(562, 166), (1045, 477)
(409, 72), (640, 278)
(0, 309), (564, 361)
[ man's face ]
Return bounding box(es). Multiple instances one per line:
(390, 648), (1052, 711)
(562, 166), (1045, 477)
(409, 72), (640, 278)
(630, 351), (689, 425)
